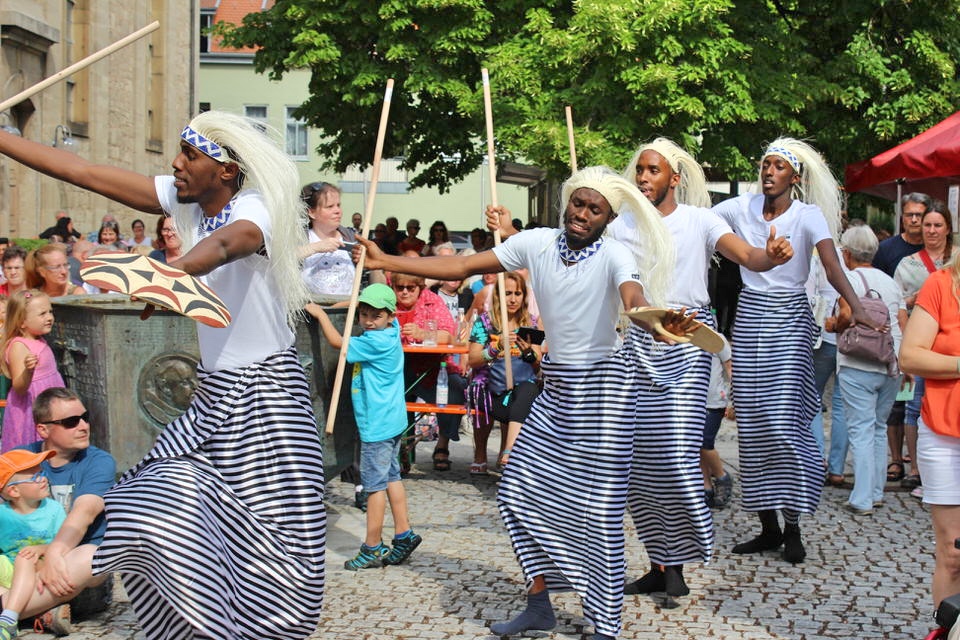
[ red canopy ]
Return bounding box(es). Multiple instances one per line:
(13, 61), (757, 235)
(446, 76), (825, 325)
(844, 111), (960, 202)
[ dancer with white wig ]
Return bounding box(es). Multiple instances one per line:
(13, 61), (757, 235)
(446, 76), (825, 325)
(612, 137), (793, 596)
(712, 137), (872, 564)
(358, 166), (683, 640)
(0, 111), (325, 639)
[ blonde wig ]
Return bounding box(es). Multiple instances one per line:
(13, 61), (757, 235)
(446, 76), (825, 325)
(178, 110), (309, 323)
(760, 137), (842, 240)
(561, 166), (674, 306)
(622, 137), (712, 209)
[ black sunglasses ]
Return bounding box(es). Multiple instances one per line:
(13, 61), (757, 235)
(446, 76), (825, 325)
(42, 411), (89, 429)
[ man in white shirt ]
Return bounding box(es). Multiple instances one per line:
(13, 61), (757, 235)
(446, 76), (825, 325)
(0, 111), (325, 640)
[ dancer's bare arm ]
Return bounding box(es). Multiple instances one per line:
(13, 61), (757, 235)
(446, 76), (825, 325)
(0, 130), (161, 214)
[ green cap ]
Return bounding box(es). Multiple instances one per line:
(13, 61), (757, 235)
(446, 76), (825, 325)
(357, 283), (396, 312)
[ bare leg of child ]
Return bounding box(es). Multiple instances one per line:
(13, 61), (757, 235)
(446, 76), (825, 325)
(364, 490), (387, 548)
(385, 480), (410, 535)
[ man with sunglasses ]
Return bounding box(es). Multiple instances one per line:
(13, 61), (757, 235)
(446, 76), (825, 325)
(0, 388), (115, 632)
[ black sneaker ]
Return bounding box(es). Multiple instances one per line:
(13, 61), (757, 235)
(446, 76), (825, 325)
(383, 532), (422, 566)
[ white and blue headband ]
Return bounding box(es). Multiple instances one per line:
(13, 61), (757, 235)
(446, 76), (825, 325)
(764, 145), (802, 173)
(180, 125), (228, 163)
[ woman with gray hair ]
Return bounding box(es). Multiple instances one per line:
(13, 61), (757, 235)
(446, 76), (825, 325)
(828, 224), (907, 515)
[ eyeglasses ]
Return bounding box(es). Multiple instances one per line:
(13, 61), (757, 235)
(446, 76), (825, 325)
(41, 264), (69, 272)
(160, 228), (178, 235)
(393, 284), (420, 292)
(5, 471), (45, 488)
(41, 411), (89, 429)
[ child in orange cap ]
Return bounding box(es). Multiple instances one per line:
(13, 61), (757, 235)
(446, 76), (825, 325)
(0, 449), (69, 638)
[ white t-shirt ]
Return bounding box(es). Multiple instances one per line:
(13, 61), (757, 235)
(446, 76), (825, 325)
(835, 266), (905, 374)
(492, 227), (641, 364)
(608, 203), (730, 308)
(713, 193), (831, 292)
(155, 176), (294, 371)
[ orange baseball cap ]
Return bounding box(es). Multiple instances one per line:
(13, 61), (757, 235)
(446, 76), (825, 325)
(0, 449), (55, 488)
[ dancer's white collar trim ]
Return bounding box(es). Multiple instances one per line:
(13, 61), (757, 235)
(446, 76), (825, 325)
(764, 145), (802, 173)
(181, 125), (228, 163)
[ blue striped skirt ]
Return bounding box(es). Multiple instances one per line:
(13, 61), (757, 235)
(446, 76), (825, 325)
(497, 349), (637, 637)
(732, 289), (822, 514)
(92, 348), (326, 640)
(625, 312), (714, 566)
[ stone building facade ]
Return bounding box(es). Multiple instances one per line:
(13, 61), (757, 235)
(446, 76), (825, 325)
(0, 0), (195, 240)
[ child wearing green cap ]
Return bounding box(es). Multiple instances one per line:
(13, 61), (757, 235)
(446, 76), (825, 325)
(306, 283), (422, 570)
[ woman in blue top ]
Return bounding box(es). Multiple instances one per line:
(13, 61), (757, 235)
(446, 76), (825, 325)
(466, 271), (541, 475)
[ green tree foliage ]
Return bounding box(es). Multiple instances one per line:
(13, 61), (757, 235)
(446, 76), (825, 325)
(217, 0), (960, 192)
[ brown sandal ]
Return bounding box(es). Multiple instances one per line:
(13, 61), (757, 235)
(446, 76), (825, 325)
(886, 462), (905, 482)
(432, 447), (450, 471)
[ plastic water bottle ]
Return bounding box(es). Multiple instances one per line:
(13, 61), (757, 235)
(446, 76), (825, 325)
(436, 361), (449, 407)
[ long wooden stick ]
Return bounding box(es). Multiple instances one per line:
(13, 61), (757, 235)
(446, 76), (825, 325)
(0, 21), (160, 114)
(565, 106), (578, 172)
(481, 68), (513, 389)
(325, 79), (394, 434)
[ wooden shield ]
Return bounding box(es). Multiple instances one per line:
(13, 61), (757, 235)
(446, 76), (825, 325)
(80, 252), (231, 328)
(624, 306), (725, 353)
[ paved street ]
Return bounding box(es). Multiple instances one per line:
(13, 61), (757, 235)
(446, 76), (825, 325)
(20, 418), (938, 640)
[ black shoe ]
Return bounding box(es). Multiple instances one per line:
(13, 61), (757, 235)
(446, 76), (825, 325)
(732, 530), (783, 554)
(664, 565), (690, 597)
(624, 566), (665, 595)
(782, 526), (806, 564)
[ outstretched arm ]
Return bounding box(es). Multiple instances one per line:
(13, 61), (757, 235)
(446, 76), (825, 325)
(716, 226), (793, 272)
(0, 130), (161, 214)
(354, 235), (504, 280)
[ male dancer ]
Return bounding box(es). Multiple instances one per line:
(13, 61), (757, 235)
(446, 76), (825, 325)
(359, 166), (682, 640)
(0, 111), (325, 640)
(611, 138), (793, 596)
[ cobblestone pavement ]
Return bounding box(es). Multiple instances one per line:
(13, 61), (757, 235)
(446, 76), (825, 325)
(24, 419), (937, 640)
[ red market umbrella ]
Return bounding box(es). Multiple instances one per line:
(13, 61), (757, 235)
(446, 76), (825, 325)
(845, 110), (960, 202)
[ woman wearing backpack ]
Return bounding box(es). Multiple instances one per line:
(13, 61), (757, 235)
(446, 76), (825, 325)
(829, 225), (907, 515)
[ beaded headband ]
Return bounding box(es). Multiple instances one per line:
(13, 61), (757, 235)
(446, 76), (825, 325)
(764, 145), (802, 173)
(180, 125), (227, 163)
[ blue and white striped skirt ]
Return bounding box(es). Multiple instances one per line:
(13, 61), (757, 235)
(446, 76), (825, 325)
(92, 348), (326, 640)
(732, 289), (822, 514)
(497, 349), (637, 638)
(625, 313), (714, 566)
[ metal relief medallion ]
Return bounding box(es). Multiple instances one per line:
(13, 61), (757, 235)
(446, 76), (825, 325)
(138, 353), (199, 429)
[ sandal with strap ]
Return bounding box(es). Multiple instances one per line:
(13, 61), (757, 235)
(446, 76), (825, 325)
(432, 447), (451, 471)
(887, 462), (905, 482)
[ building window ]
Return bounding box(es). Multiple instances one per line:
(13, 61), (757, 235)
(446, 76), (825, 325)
(244, 105), (267, 132)
(200, 10), (215, 54)
(285, 107), (308, 159)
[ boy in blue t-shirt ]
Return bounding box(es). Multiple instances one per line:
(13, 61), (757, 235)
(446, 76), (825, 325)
(306, 283), (422, 570)
(0, 449), (69, 638)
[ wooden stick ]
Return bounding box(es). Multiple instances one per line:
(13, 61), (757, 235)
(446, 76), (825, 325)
(481, 68), (513, 389)
(325, 79), (394, 435)
(0, 21), (160, 114)
(565, 105), (578, 172)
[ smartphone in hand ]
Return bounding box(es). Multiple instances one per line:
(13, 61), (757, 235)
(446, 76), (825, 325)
(516, 326), (545, 345)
